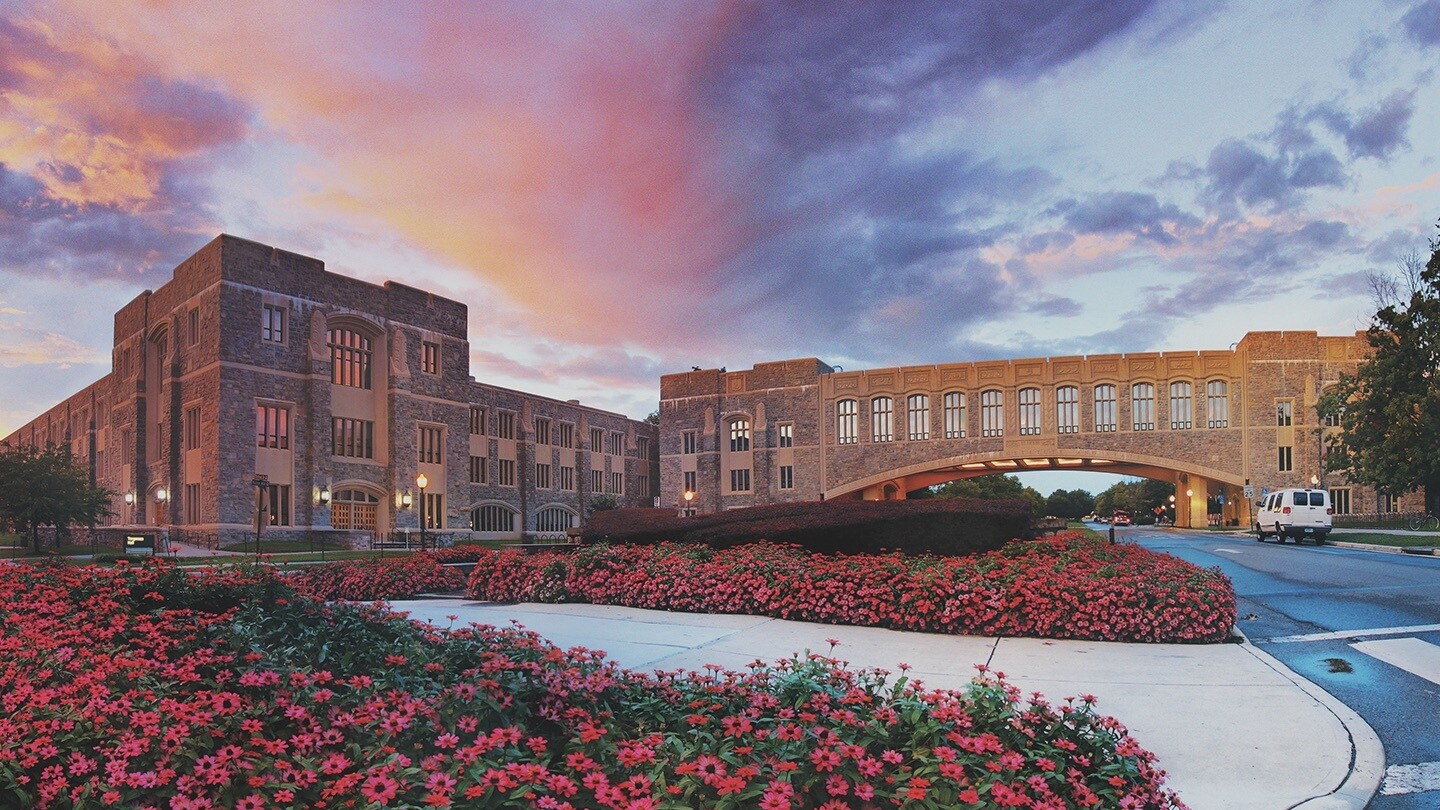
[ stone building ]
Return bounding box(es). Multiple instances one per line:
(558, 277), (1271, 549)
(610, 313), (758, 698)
(2, 235), (659, 547)
(658, 332), (1424, 528)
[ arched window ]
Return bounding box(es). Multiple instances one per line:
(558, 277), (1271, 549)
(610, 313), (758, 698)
(981, 390), (1004, 437)
(1207, 380), (1229, 428)
(472, 504), (517, 532)
(871, 397), (893, 442)
(906, 394), (929, 440)
(328, 327), (372, 389)
(836, 399), (858, 444)
(536, 506), (577, 533)
(1094, 384), (1117, 432)
(1019, 387), (1041, 435)
(1056, 386), (1078, 434)
(1132, 383), (1155, 431)
(1169, 381), (1193, 430)
(942, 392), (966, 438)
(728, 419), (751, 452)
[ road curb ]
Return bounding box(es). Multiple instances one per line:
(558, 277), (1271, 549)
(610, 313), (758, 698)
(1231, 628), (1384, 810)
(1327, 539), (1439, 556)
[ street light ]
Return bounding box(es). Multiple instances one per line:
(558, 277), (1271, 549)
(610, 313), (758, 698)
(682, 489), (695, 517)
(416, 473), (429, 551)
(124, 491), (135, 524)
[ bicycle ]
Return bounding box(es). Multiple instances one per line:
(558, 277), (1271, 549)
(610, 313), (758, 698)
(1408, 512), (1440, 532)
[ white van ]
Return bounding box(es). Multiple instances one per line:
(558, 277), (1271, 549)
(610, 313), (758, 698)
(1255, 489), (1332, 545)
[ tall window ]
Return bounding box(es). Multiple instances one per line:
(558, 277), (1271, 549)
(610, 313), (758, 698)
(537, 507), (577, 533)
(183, 406), (201, 451)
(497, 411), (516, 439)
(608, 432), (624, 455)
(682, 430), (698, 454)
(1207, 381), (1229, 428)
(730, 468), (751, 492)
(469, 456), (488, 484)
(610, 471), (624, 493)
(981, 390), (1003, 437)
(262, 304), (286, 343)
(837, 400), (858, 444)
(262, 484), (291, 526)
(683, 470), (697, 493)
(778, 424), (793, 447)
(591, 469), (604, 492)
(421, 340), (440, 375)
(943, 392), (966, 438)
(590, 427), (605, 452)
(1018, 388), (1041, 436)
(871, 397), (894, 442)
(637, 437), (651, 457)
(1278, 446), (1293, 471)
(187, 309), (200, 347)
(536, 463), (551, 488)
(328, 328), (371, 389)
(1276, 401), (1293, 426)
(1095, 384), (1117, 432)
(421, 493), (442, 529)
(1329, 488), (1351, 515)
(332, 417), (374, 459)
(1379, 493), (1400, 513)
(473, 505), (516, 532)
(1169, 382), (1192, 430)
(418, 425), (443, 463)
(469, 406), (486, 435)
(907, 394), (929, 441)
(256, 404), (289, 449)
(779, 465), (794, 489)
(1056, 386), (1078, 434)
(499, 459), (516, 486)
(559, 466), (574, 490)
(534, 417), (551, 445)
(1131, 383), (1155, 431)
(558, 423), (574, 448)
(184, 483), (200, 524)
(729, 419), (751, 452)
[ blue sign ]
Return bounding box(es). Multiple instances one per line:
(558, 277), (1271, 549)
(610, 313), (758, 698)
(1217, 494), (1226, 505)
(1261, 487), (1270, 497)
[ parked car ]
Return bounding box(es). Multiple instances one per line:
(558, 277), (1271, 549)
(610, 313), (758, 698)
(1255, 489), (1332, 545)
(1111, 510), (1132, 526)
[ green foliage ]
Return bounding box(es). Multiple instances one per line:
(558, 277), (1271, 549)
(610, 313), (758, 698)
(585, 493), (619, 516)
(1093, 478), (1176, 523)
(1045, 488), (1096, 519)
(0, 442), (112, 552)
(931, 474), (1046, 514)
(643, 409), (660, 425)
(1323, 223), (1440, 501)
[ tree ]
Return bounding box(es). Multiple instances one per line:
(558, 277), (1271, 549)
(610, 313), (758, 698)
(1093, 478), (1175, 523)
(0, 443), (112, 552)
(1323, 224), (1440, 505)
(1045, 488), (1096, 520)
(643, 409), (660, 425)
(931, 474), (1046, 516)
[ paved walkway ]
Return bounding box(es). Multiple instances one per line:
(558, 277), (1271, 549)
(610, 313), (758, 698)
(389, 600), (1382, 810)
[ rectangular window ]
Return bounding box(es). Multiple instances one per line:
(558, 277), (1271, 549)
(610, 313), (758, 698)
(610, 471), (624, 494)
(469, 455), (488, 484)
(871, 398), (894, 442)
(328, 328), (371, 389)
(778, 424), (793, 448)
(262, 304), (286, 343)
(1278, 445), (1293, 472)
(943, 392), (966, 439)
(779, 465), (793, 490)
(421, 493), (443, 529)
(559, 465), (574, 490)
(1095, 384), (1117, 432)
(499, 458), (516, 486)
(907, 395), (929, 441)
(637, 436), (651, 457)
(421, 340), (440, 375)
(1276, 400), (1293, 427)
(183, 406), (200, 451)
(256, 404), (289, 450)
(728, 421), (751, 452)
(1207, 381), (1229, 428)
(609, 432), (625, 456)
(729, 468), (751, 492)
(1018, 388), (1040, 436)
(558, 423), (574, 448)
(418, 425), (444, 464)
(836, 400), (858, 444)
(590, 427), (605, 453)
(684, 470), (697, 494)
(638, 474), (650, 496)
(1328, 488), (1351, 515)
(535, 417), (551, 446)
(591, 469), (603, 492)
(1056, 386), (1078, 434)
(497, 411), (516, 439)
(1380, 493), (1400, 513)
(1132, 383), (1155, 431)
(683, 430), (698, 454)
(1169, 381), (1192, 430)
(187, 309), (200, 347)
(184, 482), (200, 525)
(470, 406), (486, 435)
(1323, 407), (1343, 427)
(332, 417), (375, 459)
(981, 390), (1004, 437)
(263, 484), (291, 527)
(536, 462), (551, 489)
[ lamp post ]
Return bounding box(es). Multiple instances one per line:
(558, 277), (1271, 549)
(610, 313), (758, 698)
(397, 488), (413, 555)
(155, 488), (169, 553)
(316, 484), (331, 560)
(252, 474), (270, 558)
(682, 489), (695, 517)
(416, 473), (429, 551)
(1168, 494), (1176, 526)
(124, 491), (135, 525)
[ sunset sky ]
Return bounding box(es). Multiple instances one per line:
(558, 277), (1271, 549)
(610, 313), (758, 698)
(2, 1), (1439, 494)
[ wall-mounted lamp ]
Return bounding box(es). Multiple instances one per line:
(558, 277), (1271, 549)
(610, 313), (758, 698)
(1309, 474), (1320, 487)
(123, 492), (135, 505)
(1185, 489), (1194, 498)
(400, 489), (413, 509)
(155, 487), (168, 502)
(317, 484), (331, 504)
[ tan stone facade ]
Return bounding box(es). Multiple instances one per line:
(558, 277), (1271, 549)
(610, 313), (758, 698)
(659, 332), (1408, 528)
(3, 235), (659, 546)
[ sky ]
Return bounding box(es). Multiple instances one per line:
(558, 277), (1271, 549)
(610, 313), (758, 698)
(2, 0), (1439, 496)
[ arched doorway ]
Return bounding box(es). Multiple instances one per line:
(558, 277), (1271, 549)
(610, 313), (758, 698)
(332, 488), (381, 540)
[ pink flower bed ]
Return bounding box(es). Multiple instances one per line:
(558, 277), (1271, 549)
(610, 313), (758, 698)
(468, 532), (1236, 643)
(0, 558), (1187, 809)
(289, 554), (465, 601)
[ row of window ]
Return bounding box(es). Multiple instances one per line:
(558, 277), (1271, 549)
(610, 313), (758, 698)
(726, 464), (794, 493)
(473, 504), (578, 533)
(835, 382), (1231, 443)
(470, 407), (637, 454)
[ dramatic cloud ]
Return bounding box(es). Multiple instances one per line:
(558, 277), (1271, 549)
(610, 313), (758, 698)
(1402, 0), (1440, 47)
(1052, 192), (1200, 247)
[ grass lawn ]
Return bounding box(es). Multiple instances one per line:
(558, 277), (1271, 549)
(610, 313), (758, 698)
(1329, 532), (1439, 548)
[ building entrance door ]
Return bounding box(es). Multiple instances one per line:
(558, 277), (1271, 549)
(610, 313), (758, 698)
(332, 489), (381, 541)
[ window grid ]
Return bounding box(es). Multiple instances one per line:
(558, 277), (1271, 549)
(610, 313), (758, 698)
(328, 328), (371, 388)
(262, 484), (291, 526)
(497, 412), (516, 439)
(682, 430), (698, 454)
(1094, 385), (1117, 432)
(871, 397), (894, 442)
(729, 468), (751, 492)
(469, 456), (488, 484)
(417, 425), (444, 464)
(729, 420), (751, 452)
(608, 432), (625, 456)
(499, 459), (516, 486)
(590, 427), (605, 452)
(421, 341), (440, 375)
(183, 483), (200, 524)
(610, 471), (624, 494)
(1276, 401), (1293, 427)
(1056, 386), (1078, 434)
(183, 406), (201, 451)
(256, 405), (289, 450)
(536, 463), (551, 489)
(907, 394), (929, 441)
(1329, 488), (1351, 515)
(470, 406), (486, 435)
(558, 423), (574, 448)
(1207, 381), (1229, 428)
(591, 469), (604, 492)
(943, 392), (966, 438)
(1278, 446), (1293, 472)
(421, 493), (443, 529)
(637, 437), (651, 457)
(779, 465), (794, 490)
(1018, 388), (1041, 436)
(559, 466), (575, 490)
(778, 424), (793, 448)
(836, 400), (858, 444)
(684, 470), (697, 493)
(981, 390), (1003, 437)
(332, 417), (374, 459)
(1169, 381), (1192, 430)
(537, 507), (576, 533)
(534, 417), (551, 446)
(473, 505), (516, 532)
(1131, 383), (1155, 431)
(262, 305), (286, 343)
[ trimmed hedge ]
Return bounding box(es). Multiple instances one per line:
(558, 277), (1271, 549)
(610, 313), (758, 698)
(580, 498), (1032, 556)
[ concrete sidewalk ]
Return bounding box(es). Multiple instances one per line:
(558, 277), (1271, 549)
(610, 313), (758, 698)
(391, 600), (1383, 810)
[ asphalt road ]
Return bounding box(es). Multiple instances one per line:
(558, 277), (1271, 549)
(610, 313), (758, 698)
(1117, 525), (1440, 809)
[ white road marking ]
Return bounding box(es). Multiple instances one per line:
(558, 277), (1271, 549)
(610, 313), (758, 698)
(1350, 638), (1440, 687)
(1381, 761), (1440, 795)
(1214, 549), (1244, 554)
(1264, 623), (1440, 644)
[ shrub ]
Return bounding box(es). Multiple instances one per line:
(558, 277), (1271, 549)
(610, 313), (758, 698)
(289, 554), (465, 601)
(0, 559), (1186, 808)
(470, 532), (1237, 643)
(581, 498), (1032, 556)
